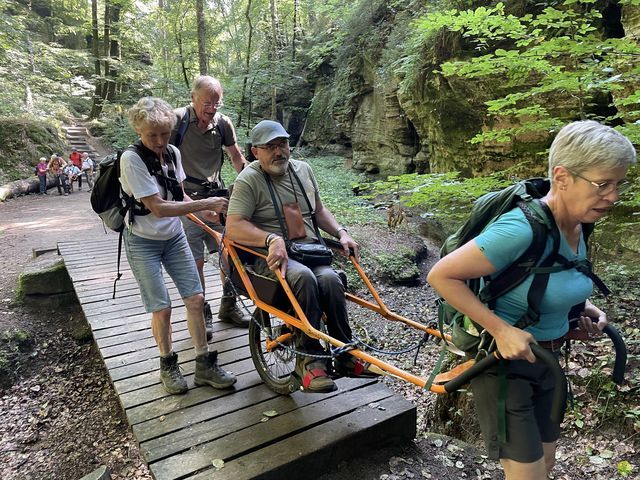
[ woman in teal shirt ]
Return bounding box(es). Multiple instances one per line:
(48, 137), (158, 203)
(428, 120), (636, 480)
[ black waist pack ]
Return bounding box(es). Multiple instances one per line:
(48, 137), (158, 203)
(287, 242), (333, 267)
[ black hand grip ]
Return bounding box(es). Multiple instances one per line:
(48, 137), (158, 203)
(569, 317), (627, 384)
(443, 344), (567, 425)
(603, 324), (627, 384)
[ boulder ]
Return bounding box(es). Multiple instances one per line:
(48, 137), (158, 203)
(16, 253), (77, 306)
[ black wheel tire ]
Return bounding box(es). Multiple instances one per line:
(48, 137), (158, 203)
(249, 308), (297, 395)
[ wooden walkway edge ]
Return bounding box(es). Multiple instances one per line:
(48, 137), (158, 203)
(58, 238), (417, 480)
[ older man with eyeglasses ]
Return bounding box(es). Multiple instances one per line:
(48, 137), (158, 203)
(172, 75), (252, 338)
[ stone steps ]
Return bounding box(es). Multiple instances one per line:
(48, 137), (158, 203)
(62, 125), (99, 158)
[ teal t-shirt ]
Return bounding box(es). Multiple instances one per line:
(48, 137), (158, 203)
(474, 207), (593, 341)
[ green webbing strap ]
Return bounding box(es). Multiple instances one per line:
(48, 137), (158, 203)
(497, 359), (508, 443)
(424, 347), (447, 391)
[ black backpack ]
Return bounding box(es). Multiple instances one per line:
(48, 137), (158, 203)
(91, 141), (183, 297)
(437, 178), (610, 355)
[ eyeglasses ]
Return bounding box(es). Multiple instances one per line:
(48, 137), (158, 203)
(255, 140), (290, 152)
(568, 169), (631, 196)
(199, 100), (224, 109)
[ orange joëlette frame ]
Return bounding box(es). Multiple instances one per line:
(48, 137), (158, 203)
(186, 213), (472, 394)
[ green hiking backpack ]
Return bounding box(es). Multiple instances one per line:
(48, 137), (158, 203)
(437, 177), (610, 356)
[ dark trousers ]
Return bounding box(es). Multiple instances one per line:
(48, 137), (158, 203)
(53, 174), (63, 194)
(38, 176), (47, 193)
(254, 258), (352, 354)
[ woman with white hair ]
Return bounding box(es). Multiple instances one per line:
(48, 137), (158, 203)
(428, 120), (636, 480)
(120, 96), (236, 395)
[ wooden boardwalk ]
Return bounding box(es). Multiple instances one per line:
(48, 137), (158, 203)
(58, 238), (416, 480)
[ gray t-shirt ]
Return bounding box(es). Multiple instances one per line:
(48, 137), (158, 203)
(172, 106), (237, 193)
(119, 145), (186, 240)
(228, 159), (320, 242)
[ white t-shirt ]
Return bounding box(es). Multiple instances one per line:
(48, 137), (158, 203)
(119, 145), (186, 240)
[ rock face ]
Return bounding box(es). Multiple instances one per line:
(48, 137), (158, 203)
(303, 2), (637, 178)
(351, 81), (420, 175)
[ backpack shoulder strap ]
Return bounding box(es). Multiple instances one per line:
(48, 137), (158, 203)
(172, 108), (190, 148)
(216, 113), (227, 146)
(478, 199), (551, 306)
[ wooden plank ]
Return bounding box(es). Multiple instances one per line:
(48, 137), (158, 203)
(148, 382), (407, 479)
(120, 358), (258, 411)
(104, 328), (246, 369)
(112, 347), (251, 392)
(187, 394), (416, 480)
(140, 377), (379, 464)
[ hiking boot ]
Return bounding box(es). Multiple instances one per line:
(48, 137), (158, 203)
(159, 352), (188, 394)
(203, 301), (214, 341)
(294, 356), (337, 393)
(194, 351), (237, 389)
(218, 295), (251, 328)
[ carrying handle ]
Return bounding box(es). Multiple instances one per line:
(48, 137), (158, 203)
(568, 316), (627, 385)
(442, 344), (567, 424)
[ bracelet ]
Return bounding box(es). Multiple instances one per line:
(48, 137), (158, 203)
(265, 233), (279, 248)
(335, 226), (348, 237)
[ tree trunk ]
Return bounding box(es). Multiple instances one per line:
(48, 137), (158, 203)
(196, 0), (208, 74)
(292, 0), (298, 61)
(88, 0), (102, 119)
(238, 0), (254, 128)
(105, 5), (121, 101)
(269, 0), (279, 119)
(158, 0), (169, 96)
(0, 178), (56, 202)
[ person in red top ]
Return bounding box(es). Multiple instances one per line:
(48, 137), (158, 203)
(69, 150), (84, 190)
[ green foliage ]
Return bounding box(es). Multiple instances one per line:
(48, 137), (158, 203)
(301, 153), (380, 227)
(370, 247), (420, 284)
(399, 1), (640, 144)
(0, 118), (67, 184)
(357, 171), (511, 234)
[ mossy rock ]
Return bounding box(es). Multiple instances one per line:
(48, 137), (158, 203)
(16, 256), (75, 303)
(371, 247), (422, 285)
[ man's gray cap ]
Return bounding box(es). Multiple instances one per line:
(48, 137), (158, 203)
(250, 120), (290, 145)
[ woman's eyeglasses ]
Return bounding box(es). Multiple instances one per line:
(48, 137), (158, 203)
(568, 169), (630, 196)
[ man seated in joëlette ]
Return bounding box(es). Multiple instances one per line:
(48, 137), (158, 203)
(225, 120), (379, 393)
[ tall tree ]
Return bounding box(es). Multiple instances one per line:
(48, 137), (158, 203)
(196, 0), (208, 74)
(269, 0), (280, 119)
(238, 0), (254, 128)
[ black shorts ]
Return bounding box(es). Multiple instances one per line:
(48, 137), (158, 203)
(470, 354), (564, 463)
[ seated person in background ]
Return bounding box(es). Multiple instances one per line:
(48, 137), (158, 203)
(63, 163), (81, 193)
(120, 96), (236, 395)
(225, 120), (376, 393)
